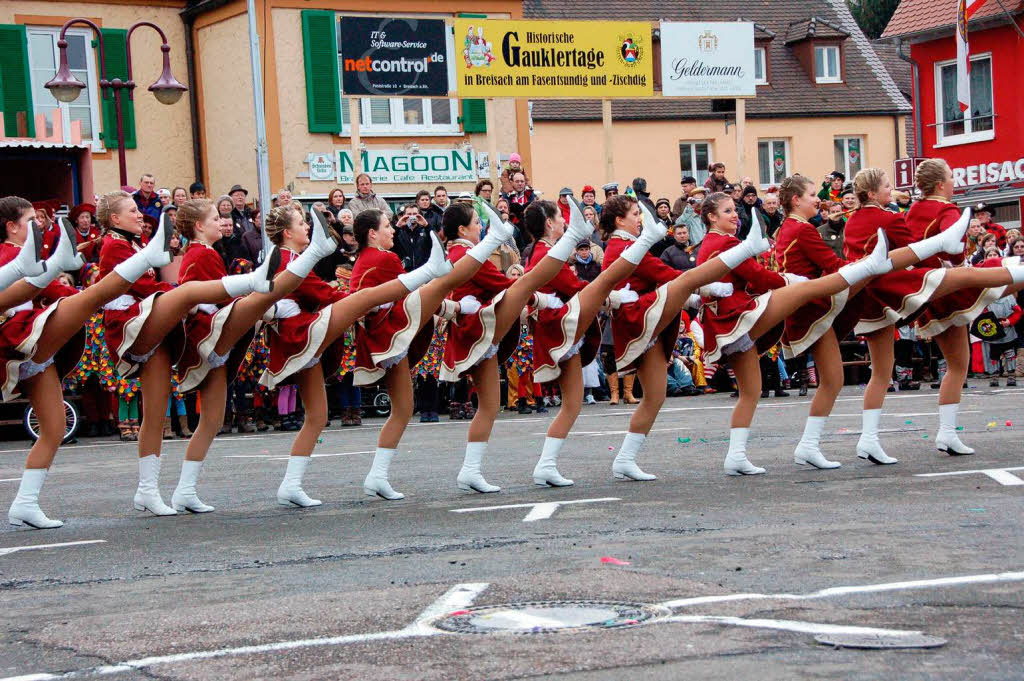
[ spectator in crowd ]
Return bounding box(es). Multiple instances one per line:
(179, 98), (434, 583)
(499, 152), (529, 194)
(760, 192), (784, 238)
(671, 176), (698, 221)
(275, 187), (293, 208)
(740, 177), (755, 189)
(976, 203), (1006, 249)
(132, 173), (164, 220)
(654, 198), (673, 228)
(157, 188), (172, 206)
(422, 185), (448, 228)
(582, 205), (601, 243)
(189, 181), (206, 199)
(348, 173), (392, 219)
(840, 185), (858, 213)
(674, 187), (707, 246)
(325, 188), (346, 219)
(727, 183), (743, 205)
(649, 198), (675, 257)
(229, 184), (256, 235)
(580, 184), (601, 215)
(69, 203), (101, 262)
(495, 196), (511, 224)
(392, 203), (433, 271)
(602, 183), (619, 201)
(972, 232), (999, 265)
(818, 171), (845, 202)
(631, 176), (655, 214)
(704, 162), (728, 193)
(503, 171), (536, 231)
(171, 186), (188, 207)
(816, 201), (847, 259)
(572, 240), (601, 282)
(557, 187), (573, 224)
(1003, 229), (1022, 256)
(736, 185), (764, 240)
(313, 217), (359, 283)
(660, 224), (698, 272)
(473, 179), (494, 230)
(892, 190), (913, 213)
(413, 190), (440, 232)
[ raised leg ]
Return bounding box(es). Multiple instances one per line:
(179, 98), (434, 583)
(0, 281), (43, 310)
(131, 280), (235, 355)
(313, 282), (426, 355)
(931, 266), (1020, 299)
(492, 256), (569, 336)
(30, 273), (136, 361)
(748, 273), (853, 339)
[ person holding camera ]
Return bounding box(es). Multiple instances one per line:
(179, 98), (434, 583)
(673, 186), (707, 247)
(392, 203), (433, 271)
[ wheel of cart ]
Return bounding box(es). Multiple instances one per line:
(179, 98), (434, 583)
(23, 399), (80, 443)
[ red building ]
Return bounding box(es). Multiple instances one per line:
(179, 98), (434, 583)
(883, 0), (1024, 228)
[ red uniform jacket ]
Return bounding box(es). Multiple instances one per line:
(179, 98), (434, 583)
(528, 239), (586, 301)
(697, 230), (786, 296)
(178, 241), (227, 284)
(774, 215), (845, 278)
(351, 247), (404, 292)
(278, 248), (346, 311)
(906, 198), (965, 269)
(448, 241), (514, 303)
(75, 224), (103, 261)
(0, 242), (78, 305)
(844, 205), (914, 261)
(601, 235), (678, 294)
(98, 233), (173, 298)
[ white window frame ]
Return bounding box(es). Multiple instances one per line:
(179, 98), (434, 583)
(754, 47), (768, 85)
(679, 141), (713, 184)
(757, 138), (790, 188)
(26, 26), (104, 151)
(814, 45), (842, 83)
(933, 53), (995, 148)
(338, 95), (461, 136)
(834, 136), (865, 180)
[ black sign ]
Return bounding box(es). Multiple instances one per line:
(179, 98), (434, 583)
(339, 17), (450, 96)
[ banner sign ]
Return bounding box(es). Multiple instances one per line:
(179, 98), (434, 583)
(660, 22), (755, 98)
(339, 17), (450, 96)
(454, 19), (653, 98)
(335, 148), (478, 184)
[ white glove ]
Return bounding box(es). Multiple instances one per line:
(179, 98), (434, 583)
(608, 284), (639, 310)
(192, 303), (218, 315)
(698, 282), (734, 298)
(781, 273), (809, 284)
(458, 295), (482, 315)
(268, 299), (300, 319)
(686, 294), (702, 308)
(533, 292), (564, 310)
(369, 301), (394, 314)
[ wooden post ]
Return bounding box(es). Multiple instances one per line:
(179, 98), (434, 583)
(349, 98), (362, 176)
(602, 99), (613, 184)
(486, 98), (499, 186)
(735, 98), (746, 182)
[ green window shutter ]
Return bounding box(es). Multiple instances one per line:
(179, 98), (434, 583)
(99, 29), (136, 149)
(0, 25), (35, 137)
(302, 10), (341, 133)
(460, 99), (486, 133)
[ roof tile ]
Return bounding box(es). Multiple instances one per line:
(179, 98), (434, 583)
(882, 0), (1024, 39)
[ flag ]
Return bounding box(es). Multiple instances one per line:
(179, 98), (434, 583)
(957, 0), (988, 113)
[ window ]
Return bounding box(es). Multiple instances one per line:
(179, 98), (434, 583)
(814, 45), (841, 83)
(834, 137), (864, 179)
(337, 94), (460, 136)
(754, 47), (768, 85)
(679, 142), (712, 184)
(26, 27), (102, 149)
(757, 139), (789, 187)
(935, 54), (994, 145)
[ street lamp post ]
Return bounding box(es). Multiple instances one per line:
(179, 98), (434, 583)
(45, 18), (187, 188)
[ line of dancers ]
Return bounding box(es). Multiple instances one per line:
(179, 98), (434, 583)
(5, 158), (1021, 530)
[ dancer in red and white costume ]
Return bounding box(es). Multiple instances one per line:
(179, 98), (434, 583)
(696, 193), (894, 475)
(260, 207), (457, 507)
(98, 191), (278, 517)
(842, 168), (1024, 465)
(352, 203), (513, 500)
(1, 195), (189, 528)
(440, 200), (594, 493)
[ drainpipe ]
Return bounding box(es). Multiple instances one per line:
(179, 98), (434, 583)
(182, 11), (203, 185)
(896, 37), (921, 158)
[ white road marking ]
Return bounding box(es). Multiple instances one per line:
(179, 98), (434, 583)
(0, 477), (22, 482)
(540, 427), (689, 437)
(224, 450), (373, 460)
(663, 615), (920, 637)
(450, 497), (621, 522)
(0, 540), (106, 558)
(657, 570), (1024, 609)
(916, 466), (1024, 486)
(0, 583), (490, 681)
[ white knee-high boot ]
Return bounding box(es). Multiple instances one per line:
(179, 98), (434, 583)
(856, 409), (898, 464)
(171, 459), (215, 513)
(8, 468), (63, 529)
(363, 447), (405, 500)
(457, 441), (500, 493)
(612, 432), (657, 481)
(533, 437), (574, 487)
(794, 416), (841, 469)
(277, 455), (322, 507)
(724, 427), (766, 475)
(134, 455), (177, 516)
(935, 403), (975, 455)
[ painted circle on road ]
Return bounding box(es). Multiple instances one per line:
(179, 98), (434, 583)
(434, 600), (667, 635)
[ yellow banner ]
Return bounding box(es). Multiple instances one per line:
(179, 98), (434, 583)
(454, 19), (654, 98)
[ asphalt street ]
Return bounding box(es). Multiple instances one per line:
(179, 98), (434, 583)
(1, 385), (1023, 680)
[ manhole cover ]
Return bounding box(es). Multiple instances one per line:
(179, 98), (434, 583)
(815, 633), (947, 649)
(433, 600), (666, 635)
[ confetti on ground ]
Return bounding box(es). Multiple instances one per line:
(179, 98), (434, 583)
(922, 434), (929, 439)
(967, 508), (986, 512)
(608, 446), (614, 451)
(987, 421), (998, 428)
(905, 420), (913, 425)
(838, 427), (849, 433)
(1007, 420), (1013, 427)
(678, 437), (691, 443)
(600, 556), (630, 566)
(956, 426), (964, 431)
(317, 438), (323, 444)
(699, 438), (709, 443)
